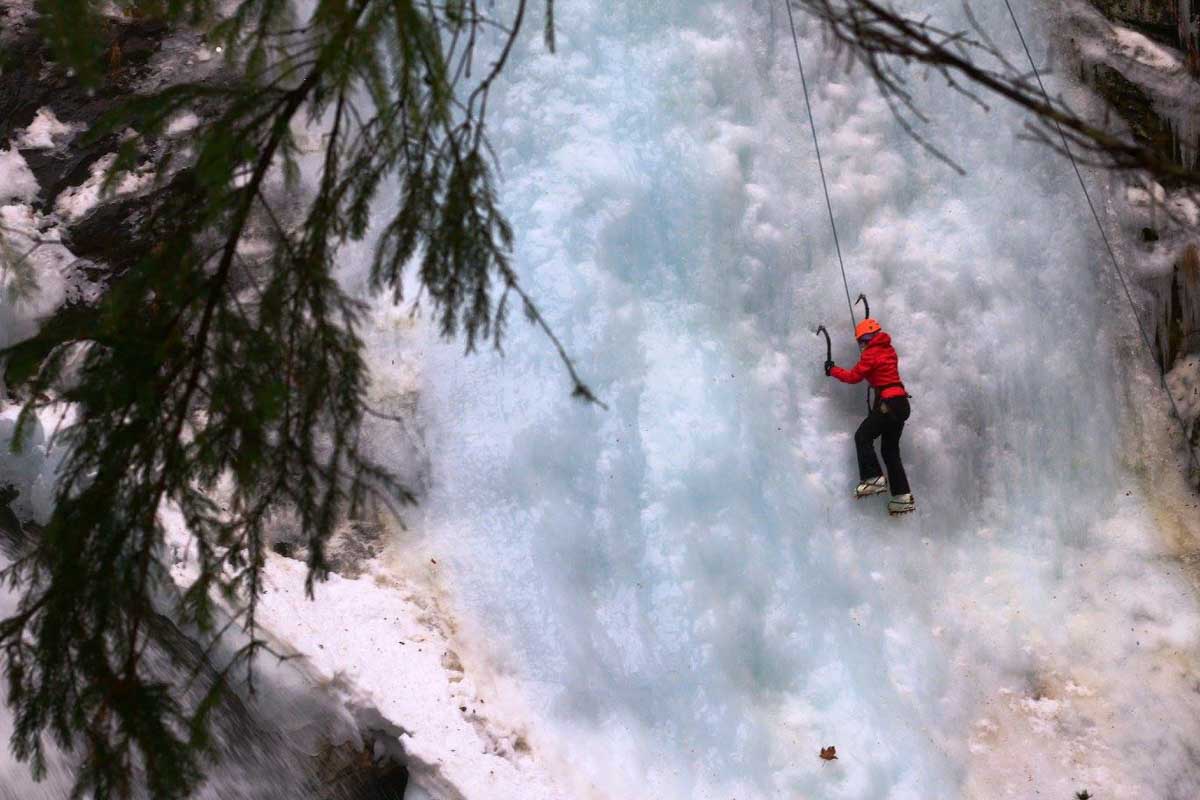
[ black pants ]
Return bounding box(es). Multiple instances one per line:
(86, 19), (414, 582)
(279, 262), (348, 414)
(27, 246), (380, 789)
(854, 396), (911, 496)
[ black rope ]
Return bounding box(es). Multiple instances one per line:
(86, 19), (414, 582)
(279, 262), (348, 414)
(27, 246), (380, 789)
(1003, 0), (1200, 474)
(783, 0), (857, 334)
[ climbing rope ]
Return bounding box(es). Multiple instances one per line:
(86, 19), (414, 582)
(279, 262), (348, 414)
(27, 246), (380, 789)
(782, 0), (858, 334)
(1002, 0), (1200, 475)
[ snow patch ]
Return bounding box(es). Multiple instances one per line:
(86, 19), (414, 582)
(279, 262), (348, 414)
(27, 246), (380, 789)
(0, 403), (75, 524)
(166, 111), (201, 136)
(54, 152), (156, 223)
(0, 204), (78, 350)
(13, 108), (81, 150)
(0, 148), (38, 204)
(1113, 25), (1184, 72)
(239, 553), (580, 800)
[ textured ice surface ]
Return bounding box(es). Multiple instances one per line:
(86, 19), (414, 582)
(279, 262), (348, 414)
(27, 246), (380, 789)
(375, 1), (1200, 798)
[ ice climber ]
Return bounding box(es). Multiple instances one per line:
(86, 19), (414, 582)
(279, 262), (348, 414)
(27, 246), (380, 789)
(824, 318), (915, 515)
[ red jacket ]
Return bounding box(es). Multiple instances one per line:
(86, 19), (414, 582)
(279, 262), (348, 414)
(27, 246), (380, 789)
(830, 331), (907, 399)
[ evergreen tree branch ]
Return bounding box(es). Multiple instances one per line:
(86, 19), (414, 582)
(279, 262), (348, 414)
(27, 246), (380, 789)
(792, 0), (1200, 184)
(2, 0), (578, 797)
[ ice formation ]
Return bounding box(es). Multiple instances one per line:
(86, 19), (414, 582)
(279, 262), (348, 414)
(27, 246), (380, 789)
(380, 1), (1200, 797)
(3, 0), (1200, 799)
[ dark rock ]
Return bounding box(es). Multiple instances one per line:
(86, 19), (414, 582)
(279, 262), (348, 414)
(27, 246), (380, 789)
(1149, 244), (1200, 368)
(1086, 0), (1182, 47)
(323, 520), (389, 577)
(64, 168), (195, 272)
(0, 484), (25, 554)
(0, 12), (183, 211)
(114, 19), (169, 67)
(357, 762), (409, 800)
(1142, 226), (1160, 242)
(316, 735), (409, 800)
(1086, 63), (1199, 188)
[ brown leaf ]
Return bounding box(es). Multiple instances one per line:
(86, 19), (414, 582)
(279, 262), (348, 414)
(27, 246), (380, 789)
(819, 746), (838, 761)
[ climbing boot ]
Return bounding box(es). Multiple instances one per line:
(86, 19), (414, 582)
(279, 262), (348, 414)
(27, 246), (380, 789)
(854, 476), (888, 499)
(888, 493), (915, 515)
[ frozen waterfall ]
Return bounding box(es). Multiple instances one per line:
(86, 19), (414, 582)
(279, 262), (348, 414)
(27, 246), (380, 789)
(382, 0), (1200, 797)
(3, 0), (1200, 798)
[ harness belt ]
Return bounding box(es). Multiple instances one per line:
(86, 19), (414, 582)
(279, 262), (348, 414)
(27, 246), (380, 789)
(873, 382), (910, 409)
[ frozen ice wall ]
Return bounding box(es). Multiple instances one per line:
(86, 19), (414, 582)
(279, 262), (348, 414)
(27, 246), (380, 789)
(401, 0), (1200, 798)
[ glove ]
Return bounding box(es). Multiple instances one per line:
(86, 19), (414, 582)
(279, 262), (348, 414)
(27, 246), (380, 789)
(824, 360), (834, 376)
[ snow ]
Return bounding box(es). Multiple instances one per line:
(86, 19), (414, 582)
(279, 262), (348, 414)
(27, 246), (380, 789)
(0, 204), (76, 352)
(0, 111), (96, 521)
(1065, 0), (1200, 382)
(246, 554), (579, 800)
(1113, 25), (1183, 72)
(53, 152), (155, 223)
(0, 404), (73, 525)
(13, 108), (81, 150)
(166, 111), (200, 136)
(0, 148), (38, 204)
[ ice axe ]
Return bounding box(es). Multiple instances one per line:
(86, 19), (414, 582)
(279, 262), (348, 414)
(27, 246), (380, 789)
(853, 295), (873, 411)
(815, 323), (837, 384)
(815, 324), (831, 366)
(817, 323), (867, 409)
(849, 293), (878, 410)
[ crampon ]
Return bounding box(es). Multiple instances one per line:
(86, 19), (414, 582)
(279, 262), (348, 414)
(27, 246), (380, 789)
(887, 494), (915, 515)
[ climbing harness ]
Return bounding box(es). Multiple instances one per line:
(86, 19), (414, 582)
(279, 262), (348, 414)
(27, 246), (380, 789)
(1002, 1), (1200, 477)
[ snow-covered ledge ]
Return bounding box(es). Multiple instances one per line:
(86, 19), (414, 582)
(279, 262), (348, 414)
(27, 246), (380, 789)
(242, 551), (574, 800)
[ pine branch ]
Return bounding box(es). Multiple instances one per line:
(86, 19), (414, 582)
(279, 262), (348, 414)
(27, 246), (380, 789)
(0, 0), (574, 797)
(792, 0), (1200, 184)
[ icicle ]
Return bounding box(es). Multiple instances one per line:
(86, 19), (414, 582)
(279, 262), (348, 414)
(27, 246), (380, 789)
(1181, 0), (1200, 72)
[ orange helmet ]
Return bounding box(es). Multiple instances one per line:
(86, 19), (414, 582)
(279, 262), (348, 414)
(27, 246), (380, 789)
(854, 318), (882, 340)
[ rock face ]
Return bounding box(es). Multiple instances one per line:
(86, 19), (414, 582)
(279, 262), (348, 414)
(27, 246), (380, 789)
(317, 736), (410, 800)
(1088, 0), (1200, 77)
(1088, 0), (1193, 48)
(1089, 0), (1177, 32)
(1159, 244), (1200, 367)
(1072, 1), (1200, 374)
(0, 11), (162, 194)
